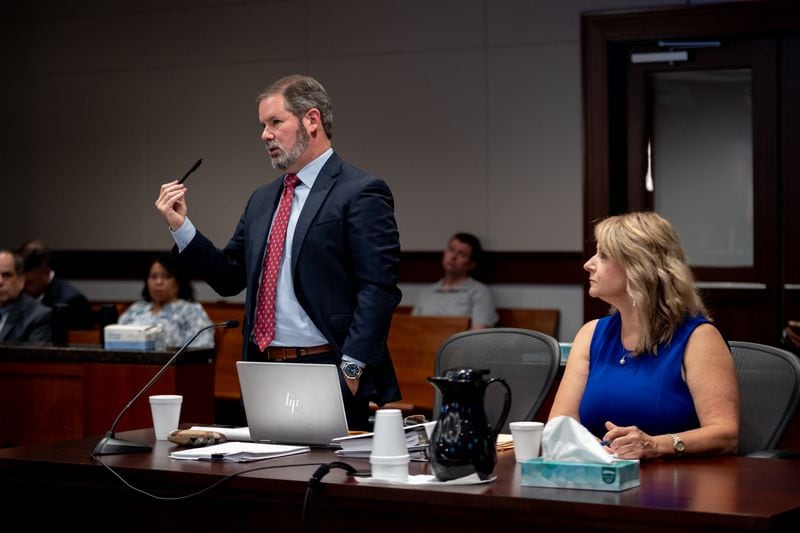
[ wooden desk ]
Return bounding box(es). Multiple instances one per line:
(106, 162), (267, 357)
(0, 344), (214, 447)
(0, 428), (797, 531)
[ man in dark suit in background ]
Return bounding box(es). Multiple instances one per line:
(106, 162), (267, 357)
(17, 239), (95, 330)
(155, 75), (402, 429)
(0, 249), (51, 343)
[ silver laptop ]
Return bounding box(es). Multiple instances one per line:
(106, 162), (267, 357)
(236, 361), (350, 447)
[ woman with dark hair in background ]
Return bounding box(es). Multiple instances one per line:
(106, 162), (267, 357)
(118, 254), (214, 348)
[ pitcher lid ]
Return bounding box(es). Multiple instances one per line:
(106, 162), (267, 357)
(439, 367), (490, 381)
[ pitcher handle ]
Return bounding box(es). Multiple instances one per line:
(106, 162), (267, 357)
(486, 378), (512, 438)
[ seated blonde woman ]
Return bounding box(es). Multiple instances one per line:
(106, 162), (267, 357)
(549, 211), (739, 460)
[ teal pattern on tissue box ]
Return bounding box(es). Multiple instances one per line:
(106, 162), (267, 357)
(520, 458), (640, 492)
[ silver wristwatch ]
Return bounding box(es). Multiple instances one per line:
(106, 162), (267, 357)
(340, 360), (363, 380)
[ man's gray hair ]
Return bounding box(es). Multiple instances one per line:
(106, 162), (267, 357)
(257, 75), (333, 139)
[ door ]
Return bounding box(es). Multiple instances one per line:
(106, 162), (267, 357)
(582, 3), (800, 346)
(624, 38), (779, 343)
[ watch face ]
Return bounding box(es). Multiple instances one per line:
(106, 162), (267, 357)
(341, 362), (361, 379)
(676, 441), (686, 452)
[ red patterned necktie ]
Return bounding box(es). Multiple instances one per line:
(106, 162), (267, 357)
(254, 174), (300, 351)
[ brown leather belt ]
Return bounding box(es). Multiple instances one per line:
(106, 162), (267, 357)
(265, 344), (333, 361)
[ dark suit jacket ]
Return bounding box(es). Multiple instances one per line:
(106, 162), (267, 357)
(177, 152), (402, 404)
(42, 278), (94, 329)
(0, 293), (52, 343)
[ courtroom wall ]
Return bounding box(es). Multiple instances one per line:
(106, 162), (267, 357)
(0, 0), (684, 252)
(0, 0), (700, 341)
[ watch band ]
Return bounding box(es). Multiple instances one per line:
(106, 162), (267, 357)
(340, 360), (363, 380)
(669, 433), (685, 456)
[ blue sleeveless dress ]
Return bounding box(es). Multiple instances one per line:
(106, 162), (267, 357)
(578, 313), (709, 438)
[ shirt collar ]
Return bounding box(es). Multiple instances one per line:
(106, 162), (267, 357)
(294, 148), (333, 189)
(433, 277), (474, 293)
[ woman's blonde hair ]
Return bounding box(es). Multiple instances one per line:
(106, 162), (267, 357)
(594, 211), (708, 354)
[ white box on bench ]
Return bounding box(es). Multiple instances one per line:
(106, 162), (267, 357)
(104, 324), (165, 351)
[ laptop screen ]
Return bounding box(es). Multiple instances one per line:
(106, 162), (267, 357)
(236, 361), (350, 447)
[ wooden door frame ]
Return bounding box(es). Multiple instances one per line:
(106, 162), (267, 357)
(581, 1), (800, 340)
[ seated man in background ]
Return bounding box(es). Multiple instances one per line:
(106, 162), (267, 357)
(0, 249), (52, 343)
(412, 232), (498, 329)
(18, 238), (94, 330)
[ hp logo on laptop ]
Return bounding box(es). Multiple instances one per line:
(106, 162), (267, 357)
(285, 393), (300, 413)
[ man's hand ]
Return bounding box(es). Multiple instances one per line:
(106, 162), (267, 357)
(155, 181), (188, 231)
(344, 376), (360, 396)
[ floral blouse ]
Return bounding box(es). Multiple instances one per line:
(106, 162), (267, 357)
(118, 299), (215, 349)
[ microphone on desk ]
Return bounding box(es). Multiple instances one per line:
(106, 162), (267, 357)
(92, 319), (239, 456)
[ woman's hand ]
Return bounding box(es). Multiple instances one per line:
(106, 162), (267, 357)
(602, 421), (661, 460)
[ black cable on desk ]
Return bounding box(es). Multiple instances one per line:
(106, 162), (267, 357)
(91, 454), (327, 501)
(302, 461), (361, 533)
(93, 453), (367, 531)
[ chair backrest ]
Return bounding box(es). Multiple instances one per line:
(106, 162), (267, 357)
(433, 328), (560, 434)
(729, 341), (800, 455)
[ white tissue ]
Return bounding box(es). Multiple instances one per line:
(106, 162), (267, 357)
(541, 416), (614, 464)
(355, 473), (495, 486)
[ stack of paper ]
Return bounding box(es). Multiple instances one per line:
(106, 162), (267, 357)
(496, 433), (514, 452)
(169, 441), (309, 463)
(332, 422), (434, 461)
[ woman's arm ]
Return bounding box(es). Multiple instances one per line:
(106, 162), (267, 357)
(602, 323), (739, 459)
(679, 323), (740, 454)
(548, 320), (597, 421)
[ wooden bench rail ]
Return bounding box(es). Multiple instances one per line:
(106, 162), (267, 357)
(84, 301), (560, 409)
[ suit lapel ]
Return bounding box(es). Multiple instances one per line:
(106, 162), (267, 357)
(0, 298), (23, 340)
(291, 154), (341, 270)
(0, 316), (10, 340)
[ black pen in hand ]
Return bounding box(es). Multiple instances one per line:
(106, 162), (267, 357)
(178, 158), (203, 184)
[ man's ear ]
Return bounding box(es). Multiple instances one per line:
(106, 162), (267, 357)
(304, 108), (322, 135)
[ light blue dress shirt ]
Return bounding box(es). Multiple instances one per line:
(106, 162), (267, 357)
(170, 148), (363, 367)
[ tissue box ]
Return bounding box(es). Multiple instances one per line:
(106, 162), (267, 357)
(103, 324), (165, 351)
(520, 458), (640, 492)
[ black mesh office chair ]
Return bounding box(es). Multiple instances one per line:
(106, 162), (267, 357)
(432, 328), (560, 434)
(729, 341), (800, 457)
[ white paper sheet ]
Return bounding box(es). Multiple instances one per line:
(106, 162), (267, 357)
(169, 441), (309, 462)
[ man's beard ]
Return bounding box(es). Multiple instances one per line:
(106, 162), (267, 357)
(269, 124), (310, 170)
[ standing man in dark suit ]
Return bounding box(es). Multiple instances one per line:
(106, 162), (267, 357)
(0, 250), (52, 343)
(17, 238), (95, 330)
(155, 75), (402, 429)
